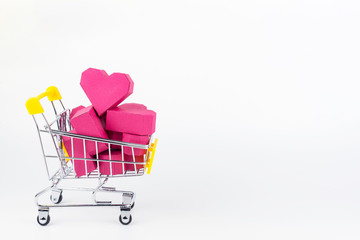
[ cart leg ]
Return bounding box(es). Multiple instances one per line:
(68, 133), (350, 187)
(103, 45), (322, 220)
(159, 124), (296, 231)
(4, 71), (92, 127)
(119, 192), (133, 225)
(122, 192), (134, 208)
(50, 188), (63, 204)
(92, 178), (112, 203)
(37, 208), (50, 226)
(119, 208), (132, 225)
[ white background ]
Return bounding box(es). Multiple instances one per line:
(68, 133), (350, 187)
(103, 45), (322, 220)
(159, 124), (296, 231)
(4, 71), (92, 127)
(0, 0), (360, 239)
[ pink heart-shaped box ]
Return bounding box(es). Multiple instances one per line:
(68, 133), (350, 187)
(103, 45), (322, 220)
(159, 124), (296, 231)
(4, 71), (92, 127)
(70, 106), (109, 156)
(124, 154), (145, 172)
(106, 103), (149, 150)
(80, 68), (134, 116)
(62, 130), (98, 177)
(98, 150), (124, 175)
(105, 105), (156, 135)
(70, 105), (85, 120)
(122, 133), (150, 156)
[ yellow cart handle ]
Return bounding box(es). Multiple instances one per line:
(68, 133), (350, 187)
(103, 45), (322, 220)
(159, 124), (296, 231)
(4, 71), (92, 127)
(146, 138), (158, 174)
(26, 86), (62, 115)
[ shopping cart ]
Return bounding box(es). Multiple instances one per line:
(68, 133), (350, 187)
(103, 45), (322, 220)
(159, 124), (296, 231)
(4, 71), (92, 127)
(26, 86), (158, 226)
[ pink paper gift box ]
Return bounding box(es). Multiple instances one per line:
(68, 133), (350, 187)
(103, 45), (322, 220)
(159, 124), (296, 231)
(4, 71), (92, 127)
(80, 68), (134, 116)
(98, 150), (124, 175)
(70, 105), (109, 155)
(70, 105), (85, 120)
(107, 130), (123, 149)
(122, 133), (150, 156)
(106, 103), (150, 149)
(106, 105), (156, 135)
(124, 154), (145, 173)
(63, 130), (97, 177)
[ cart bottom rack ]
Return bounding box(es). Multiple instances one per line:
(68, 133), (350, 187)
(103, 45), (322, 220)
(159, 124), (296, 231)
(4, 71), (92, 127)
(35, 174), (137, 226)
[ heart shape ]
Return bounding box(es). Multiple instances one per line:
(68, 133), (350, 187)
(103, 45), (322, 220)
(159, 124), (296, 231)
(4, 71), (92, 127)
(80, 68), (134, 116)
(105, 104), (156, 135)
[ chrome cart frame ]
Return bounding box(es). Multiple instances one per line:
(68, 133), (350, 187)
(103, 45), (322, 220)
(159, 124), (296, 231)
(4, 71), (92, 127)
(26, 87), (157, 226)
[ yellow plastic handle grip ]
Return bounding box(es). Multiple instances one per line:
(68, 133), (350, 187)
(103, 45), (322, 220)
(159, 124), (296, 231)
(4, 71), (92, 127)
(26, 86), (62, 115)
(146, 138), (158, 174)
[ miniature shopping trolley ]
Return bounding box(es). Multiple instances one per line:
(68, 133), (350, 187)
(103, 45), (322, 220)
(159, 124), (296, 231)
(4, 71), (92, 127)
(26, 86), (158, 226)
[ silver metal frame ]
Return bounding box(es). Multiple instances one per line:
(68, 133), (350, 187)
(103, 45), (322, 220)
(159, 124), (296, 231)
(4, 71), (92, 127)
(31, 99), (155, 225)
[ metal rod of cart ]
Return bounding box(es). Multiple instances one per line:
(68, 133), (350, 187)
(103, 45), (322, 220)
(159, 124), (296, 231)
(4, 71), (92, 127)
(26, 86), (158, 226)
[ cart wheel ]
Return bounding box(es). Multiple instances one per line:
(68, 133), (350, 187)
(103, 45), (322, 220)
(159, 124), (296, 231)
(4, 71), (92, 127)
(119, 214), (132, 225)
(50, 193), (63, 204)
(37, 215), (50, 226)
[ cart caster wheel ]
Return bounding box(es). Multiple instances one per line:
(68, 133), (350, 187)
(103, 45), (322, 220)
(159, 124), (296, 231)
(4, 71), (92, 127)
(37, 215), (50, 226)
(50, 193), (63, 204)
(119, 214), (132, 225)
